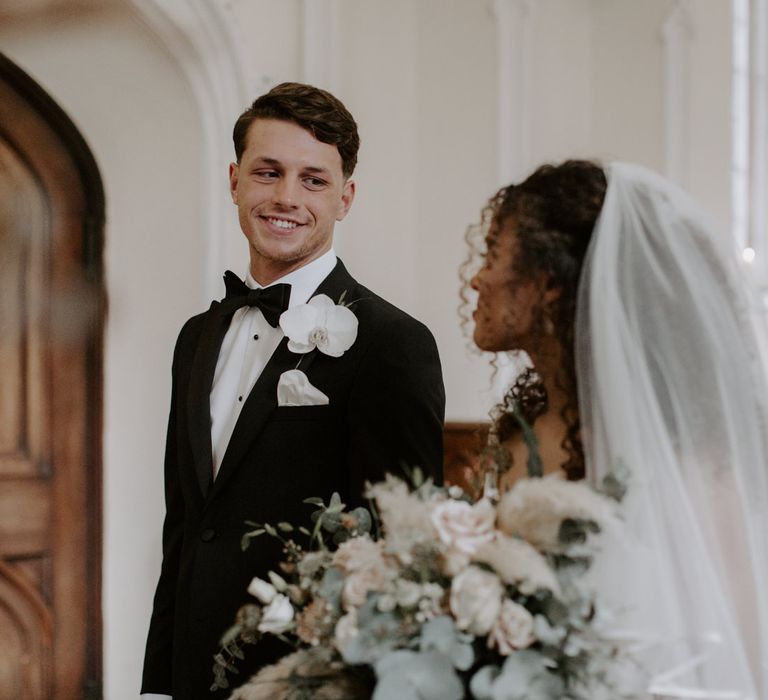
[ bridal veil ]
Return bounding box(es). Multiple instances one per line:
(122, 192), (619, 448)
(576, 163), (768, 698)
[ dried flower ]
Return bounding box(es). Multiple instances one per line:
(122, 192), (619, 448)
(295, 598), (334, 646)
(497, 475), (617, 553)
(472, 533), (560, 595)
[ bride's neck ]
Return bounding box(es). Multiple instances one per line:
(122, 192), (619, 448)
(527, 335), (568, 410)
(498, 335), (574, 485)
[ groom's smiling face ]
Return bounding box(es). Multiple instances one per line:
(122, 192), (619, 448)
(229, 118), (355, 285)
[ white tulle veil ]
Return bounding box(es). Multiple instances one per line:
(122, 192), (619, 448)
(576, 162), (768, 698)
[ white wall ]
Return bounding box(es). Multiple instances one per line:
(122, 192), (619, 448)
(589, 0), (672, 169)
(0, 1), (739, 697)
(589, 0), (732, 228)
(685, 0), (733, 234)
(337, 0), (503, 420)
(218, 0), (305, 276)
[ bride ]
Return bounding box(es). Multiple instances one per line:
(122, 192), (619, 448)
(465, 160), (768, 698)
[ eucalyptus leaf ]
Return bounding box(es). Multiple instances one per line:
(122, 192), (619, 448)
(218, 623), (242, 647)
(419, 615), (475, 671)
(542, 596), (570, 626)
(373, 650), (464, 700)
(341, 597), (400, 665)
(351, 506), (373, 533)
(558, 518), (600, 547)
(469, 665), (499, 700)
(332, 528), (351, 545)
(318, 566), (344, 612)
(320, 510), (343, 532)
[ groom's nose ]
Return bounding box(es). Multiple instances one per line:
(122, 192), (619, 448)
(273, 176), (300, 208)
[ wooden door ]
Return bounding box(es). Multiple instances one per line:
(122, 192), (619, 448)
(0, 53), (104, 699)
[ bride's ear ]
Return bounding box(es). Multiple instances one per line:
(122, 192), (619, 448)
(542, 277), (562, 305)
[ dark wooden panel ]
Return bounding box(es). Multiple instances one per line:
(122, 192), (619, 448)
(0, 52), (104, 699)
(0, 139), (49, 479)
(0, 559), (52, 700)
(444, 421), (490, 497)
(0, 479), (50, 558)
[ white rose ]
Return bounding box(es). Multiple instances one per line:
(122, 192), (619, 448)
(450, 565), (503, 636)
(422, 583), (444, 601)
(333, 609), (359, 651)
(394, 580), (422, 608)
(247, 576), (277, 605)
(333, 536), (386, 574)
(488, 599), (535, 655)
(377, 593), (397, 613)
(341, 568), (386, 610)
(431, 498), (496, 554)
(257, 594), (294, 634)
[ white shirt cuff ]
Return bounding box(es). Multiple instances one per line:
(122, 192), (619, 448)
(141, 695), (172, 699)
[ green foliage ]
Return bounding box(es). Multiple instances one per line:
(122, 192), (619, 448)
(600, 461), (630, 502)
(558, 518), (600, 547)
(511, 403), (544, 478)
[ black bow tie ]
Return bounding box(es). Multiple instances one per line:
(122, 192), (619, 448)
(221, 271), (291, 328)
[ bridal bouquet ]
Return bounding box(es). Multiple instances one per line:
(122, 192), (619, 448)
(213, 466), (625, 700)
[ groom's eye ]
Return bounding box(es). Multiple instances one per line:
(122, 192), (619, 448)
(254, 169), (279, 180)
(303, 176), (327, 190)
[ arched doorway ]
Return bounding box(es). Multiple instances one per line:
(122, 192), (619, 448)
(0, 53), (104, 699)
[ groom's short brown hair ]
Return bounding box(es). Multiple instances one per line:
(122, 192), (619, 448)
(232, 82), (360, 178)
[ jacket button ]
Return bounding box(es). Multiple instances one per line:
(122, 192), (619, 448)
(200, 528), (215, 542)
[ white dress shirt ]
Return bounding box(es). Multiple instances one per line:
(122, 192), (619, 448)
(210, 249), (336, 477)
(140, 250), (337, 700)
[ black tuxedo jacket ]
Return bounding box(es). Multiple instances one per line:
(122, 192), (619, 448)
(141, 260), (445, 698)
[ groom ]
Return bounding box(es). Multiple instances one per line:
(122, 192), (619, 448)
(140, 83), (445, 698)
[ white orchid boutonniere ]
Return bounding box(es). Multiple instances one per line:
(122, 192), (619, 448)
(279, 293), (358, 358)
(275, 293), (358, 406)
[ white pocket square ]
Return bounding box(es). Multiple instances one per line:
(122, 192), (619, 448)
(277, 369), (330, 407)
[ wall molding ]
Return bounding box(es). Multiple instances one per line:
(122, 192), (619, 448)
(491, 0), (532, 186)
(128, 0), (259, 300)
(301, 0), (340, 93)
(661, 0), (693, 186)
(748, 0), (768, 273)
(126, 0), (345, 298)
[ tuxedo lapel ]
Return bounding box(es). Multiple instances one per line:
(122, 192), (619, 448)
(187, 301), (230, 496)
(208, 336), (298, 499)
(313, 258), (356, 305)
(208, 259), (358, 500)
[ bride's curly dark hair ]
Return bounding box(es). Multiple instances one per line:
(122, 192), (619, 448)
(460, 160), (607, 480)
